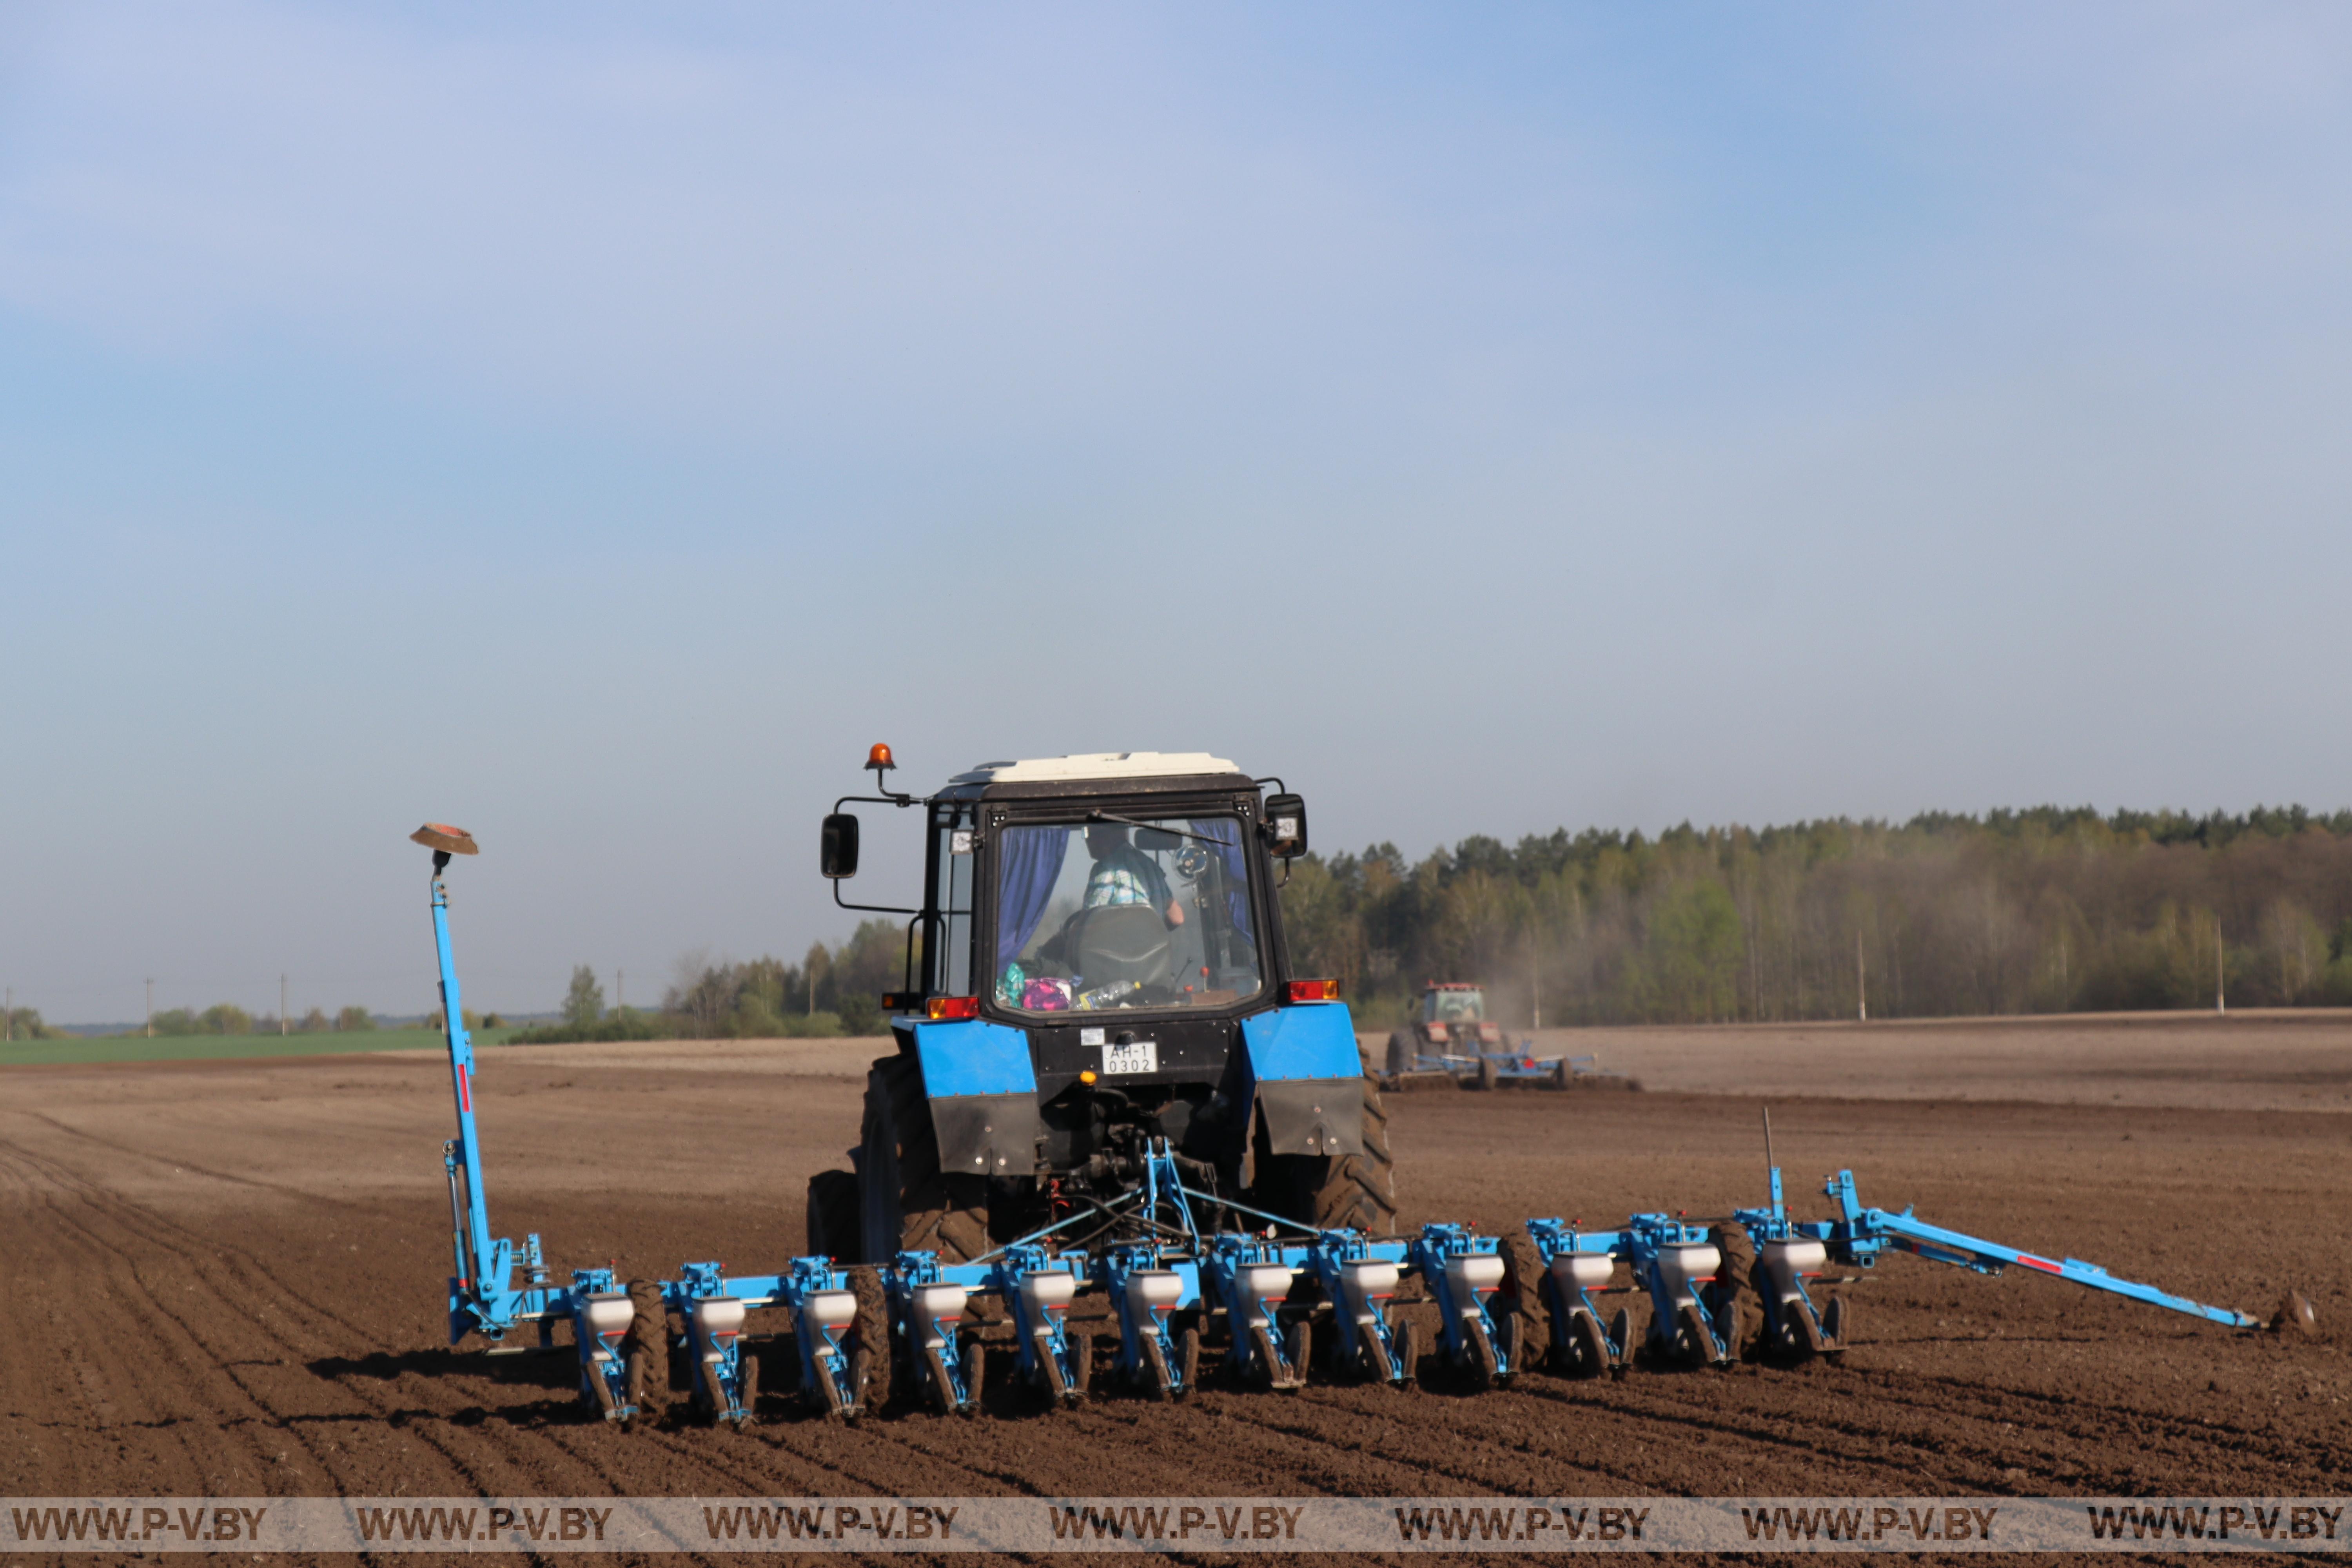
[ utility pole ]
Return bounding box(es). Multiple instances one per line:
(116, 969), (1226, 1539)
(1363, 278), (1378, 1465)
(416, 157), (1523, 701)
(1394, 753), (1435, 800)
(1530, 925), (1543, 1033)
(1857, 931), (1867, 1023)
(4, 987), (12, 1043)
(617, 968), (625, 1013)
(2216, 917), (2226, 1013)
(145, 978), (154, 1038)
(280, 974), (289, 1036)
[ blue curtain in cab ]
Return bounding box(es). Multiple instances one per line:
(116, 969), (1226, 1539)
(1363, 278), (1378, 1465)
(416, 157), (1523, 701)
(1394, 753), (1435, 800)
(1189, 818), (1253, 943)
(995, 826), (1071, 971)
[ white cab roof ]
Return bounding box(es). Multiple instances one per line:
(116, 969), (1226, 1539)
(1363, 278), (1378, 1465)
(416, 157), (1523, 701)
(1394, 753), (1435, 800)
(949, 751), (1241, 785)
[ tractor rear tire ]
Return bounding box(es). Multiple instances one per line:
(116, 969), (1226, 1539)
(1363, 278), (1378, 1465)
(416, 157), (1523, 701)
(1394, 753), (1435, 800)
(848, 1265), (893, 1412)
(860, 1053), (989, 1264)
(1497, 1230), (1550, 1368)
(806, 1169), (860, 1261)
(1267, 1044), (1399, 1232)
(623, 1279), (669, 1410)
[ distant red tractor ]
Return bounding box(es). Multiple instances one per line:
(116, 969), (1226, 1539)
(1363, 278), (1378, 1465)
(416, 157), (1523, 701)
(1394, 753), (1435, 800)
(1386, 983), (1552, 1089)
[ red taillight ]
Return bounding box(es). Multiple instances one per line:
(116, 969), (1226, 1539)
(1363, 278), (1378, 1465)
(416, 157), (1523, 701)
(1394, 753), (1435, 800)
(1285, 979), (1339, 1004)
(927, 996), (980, 1021)
(1426, 1021), (1449, 1042)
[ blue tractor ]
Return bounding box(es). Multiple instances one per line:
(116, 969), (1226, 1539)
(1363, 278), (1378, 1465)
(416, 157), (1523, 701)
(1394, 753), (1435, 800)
(804, 749), (1399, 1301)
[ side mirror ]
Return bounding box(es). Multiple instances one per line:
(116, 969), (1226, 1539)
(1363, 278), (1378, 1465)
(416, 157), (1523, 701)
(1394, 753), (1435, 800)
(1262, 793), (1307, 859)
(820, 813), (860, 879)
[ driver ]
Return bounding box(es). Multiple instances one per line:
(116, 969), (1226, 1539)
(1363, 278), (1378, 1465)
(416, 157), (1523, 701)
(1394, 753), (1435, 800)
(1082, 823), (1186, 927)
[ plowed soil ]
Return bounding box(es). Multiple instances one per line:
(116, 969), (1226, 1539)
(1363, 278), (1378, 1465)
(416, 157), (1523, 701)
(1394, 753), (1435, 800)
(3, 1024), (2347, 1562)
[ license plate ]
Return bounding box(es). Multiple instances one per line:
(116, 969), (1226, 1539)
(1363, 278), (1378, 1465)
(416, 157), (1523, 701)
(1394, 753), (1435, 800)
(1101, 1039), (1158, 1075)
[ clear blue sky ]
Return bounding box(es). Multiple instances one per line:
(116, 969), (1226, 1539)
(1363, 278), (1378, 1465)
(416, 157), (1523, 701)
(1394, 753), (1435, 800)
(6, 3), (2350, 1022)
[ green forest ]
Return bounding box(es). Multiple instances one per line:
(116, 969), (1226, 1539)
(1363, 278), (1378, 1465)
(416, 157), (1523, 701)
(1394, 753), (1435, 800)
(512, 923), (911, 1045)
(527, 806), (2352, 1041)
(1282, 805), (2352, 1028)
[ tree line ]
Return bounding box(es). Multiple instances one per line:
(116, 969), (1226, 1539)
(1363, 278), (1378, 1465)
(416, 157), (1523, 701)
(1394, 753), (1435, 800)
(145, 1004), (382, 1036)
(513, 921), (911, 1045)
(0, 1002), (389, 1045)
(512, 804), (2352, 1041)
(1280, 805), (2352, 1028)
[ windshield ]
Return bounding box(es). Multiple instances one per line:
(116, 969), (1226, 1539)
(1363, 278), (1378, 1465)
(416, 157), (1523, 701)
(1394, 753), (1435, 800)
(1428, 988), (1484, 1022)
(991, 815), (1262, 1014)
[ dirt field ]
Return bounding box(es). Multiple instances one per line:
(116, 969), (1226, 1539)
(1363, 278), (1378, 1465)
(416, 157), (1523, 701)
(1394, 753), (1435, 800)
(2, 1019), (2347, 1558)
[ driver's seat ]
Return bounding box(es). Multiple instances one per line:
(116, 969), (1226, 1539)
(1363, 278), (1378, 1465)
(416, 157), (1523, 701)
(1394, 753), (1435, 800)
(1067, 904), (1174, 991)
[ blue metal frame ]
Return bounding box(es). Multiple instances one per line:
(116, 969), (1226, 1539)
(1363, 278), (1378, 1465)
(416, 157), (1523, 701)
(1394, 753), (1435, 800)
(1521, 1218), (1625, 1374)
(1299, 1230), (1414, 1384)
(1100, 1243), (1202, 1397)
(1404, 1223), (1514, 1382)
(427, 857), (906, 1428)
(1621, 1213), (1737, 1365)
(766, 1258), (864, 1419)
(1394, 1045), (1577, 1082)
(1519, 1216), (1738, 1369)
(870, 1142), (1437, 1404)
(866, 1246), (1091, 1405)
(1732, 1168), (2259, 1332)
(1199, 1233), (1307, 1389)
(886, 1251), (981, 1413)
(434, 838), (2245, 1433)
(431, 867), (656, 1420)
(1514, 1163), (2257, 1385)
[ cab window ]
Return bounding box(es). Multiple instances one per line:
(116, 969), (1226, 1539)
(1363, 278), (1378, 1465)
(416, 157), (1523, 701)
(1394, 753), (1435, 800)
(992, 815), (1260, 1014)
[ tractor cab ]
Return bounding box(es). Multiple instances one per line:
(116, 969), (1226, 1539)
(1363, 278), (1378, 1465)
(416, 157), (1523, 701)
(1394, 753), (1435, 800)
(1419, 984), (1499, 1047)
(813, 748), (1395, 1265)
